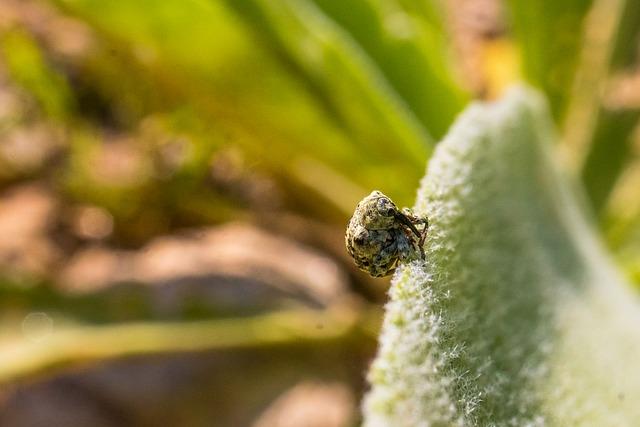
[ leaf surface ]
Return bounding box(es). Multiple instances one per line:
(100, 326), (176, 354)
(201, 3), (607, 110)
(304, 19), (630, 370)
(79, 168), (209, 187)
(364, 87), (640, 426)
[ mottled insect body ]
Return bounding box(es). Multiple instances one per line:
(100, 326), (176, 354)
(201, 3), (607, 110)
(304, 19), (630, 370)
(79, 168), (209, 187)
(345, 191), (428, 277)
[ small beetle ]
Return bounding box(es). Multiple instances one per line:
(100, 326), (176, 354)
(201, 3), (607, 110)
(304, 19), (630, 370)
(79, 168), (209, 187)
(345, 190), (428, 277)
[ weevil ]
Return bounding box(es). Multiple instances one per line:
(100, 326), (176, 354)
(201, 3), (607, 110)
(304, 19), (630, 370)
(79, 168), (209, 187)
(345, 191), (428, 277)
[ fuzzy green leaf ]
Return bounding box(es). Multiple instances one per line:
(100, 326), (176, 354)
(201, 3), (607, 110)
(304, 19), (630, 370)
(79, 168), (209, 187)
(363, 87), (640, 426)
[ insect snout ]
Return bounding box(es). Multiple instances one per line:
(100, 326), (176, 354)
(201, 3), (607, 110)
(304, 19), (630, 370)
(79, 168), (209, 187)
(376, 198), (395, 216)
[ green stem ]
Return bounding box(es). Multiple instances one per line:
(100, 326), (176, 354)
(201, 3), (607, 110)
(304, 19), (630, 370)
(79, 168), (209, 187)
(0, 306), (379, 385)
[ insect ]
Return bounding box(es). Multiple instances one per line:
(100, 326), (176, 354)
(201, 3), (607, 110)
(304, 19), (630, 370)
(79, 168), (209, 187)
(345, 190), (428, 277)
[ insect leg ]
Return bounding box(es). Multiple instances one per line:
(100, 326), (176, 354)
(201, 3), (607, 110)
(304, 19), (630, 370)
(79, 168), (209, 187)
(401, 224), (425, 259)
(417, 217), (429, 249)
(397, 210), (428, 259)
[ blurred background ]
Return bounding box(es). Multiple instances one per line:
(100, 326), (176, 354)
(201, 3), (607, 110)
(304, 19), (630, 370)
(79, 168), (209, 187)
(0, 0), (639, 426)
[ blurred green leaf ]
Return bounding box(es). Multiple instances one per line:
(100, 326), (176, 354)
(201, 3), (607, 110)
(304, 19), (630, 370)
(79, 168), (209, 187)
(506, 0), (594, 121)
(0, 29), (73, 119)
(53, 0), (432, 213)
(602, 160), (640, 287)
(577, 0), (640, 215)
(308, 0), (468, 138)
(0, 305), (372, 385)
(581, 108), (640, 213)
(222, 0), (435, 159)
(609, 0), (640, 69)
